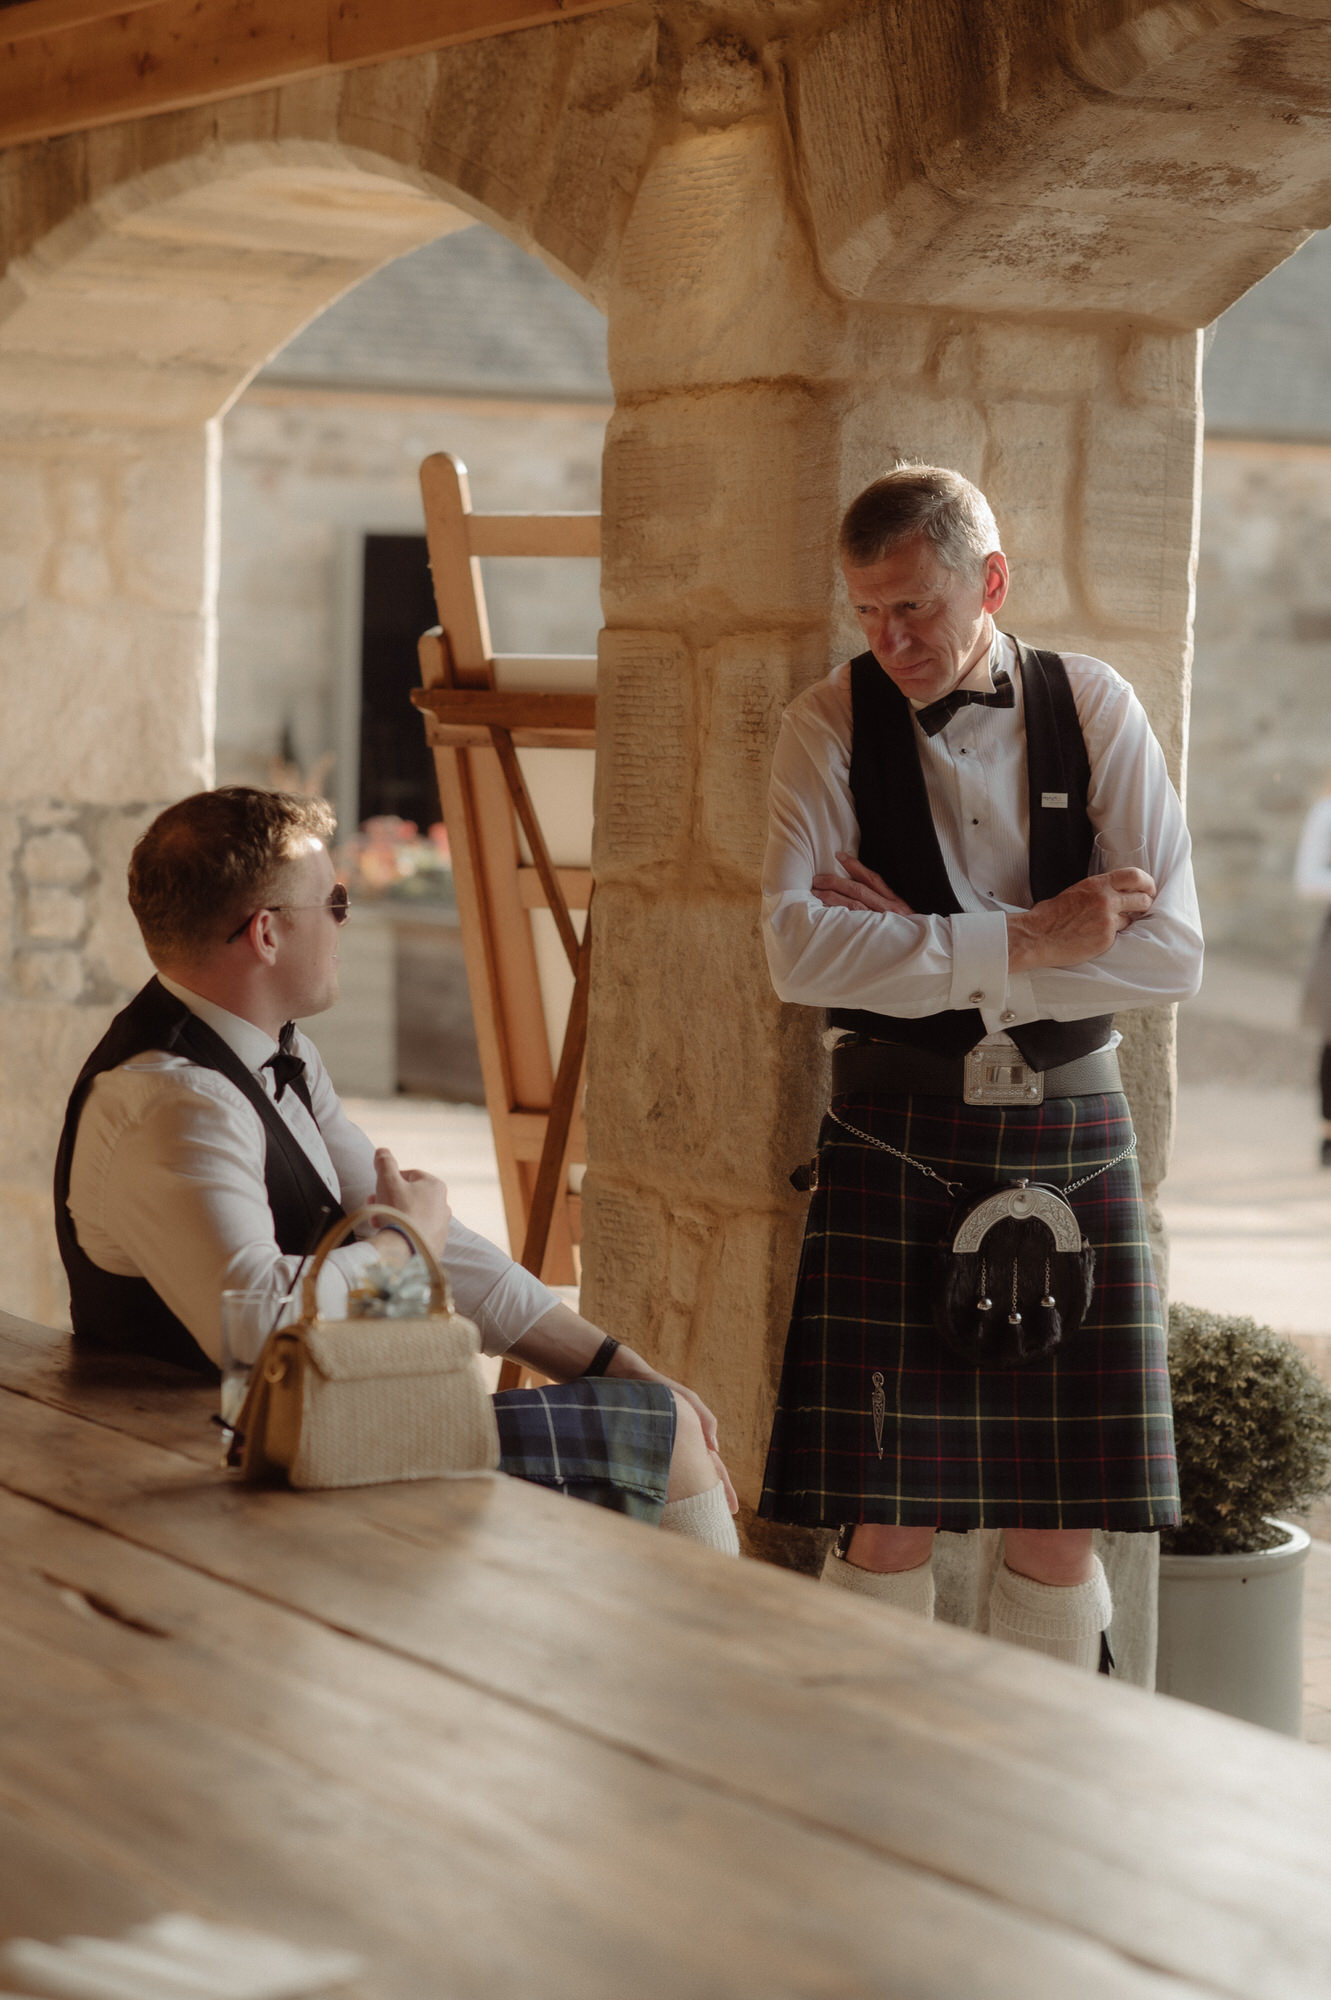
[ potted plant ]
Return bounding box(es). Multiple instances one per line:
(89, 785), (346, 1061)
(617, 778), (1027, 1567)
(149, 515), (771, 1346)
(1156, 1302), (1331, 1736)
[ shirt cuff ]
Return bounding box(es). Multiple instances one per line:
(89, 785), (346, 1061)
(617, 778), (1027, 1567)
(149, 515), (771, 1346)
(948, 912), (1014, 1030)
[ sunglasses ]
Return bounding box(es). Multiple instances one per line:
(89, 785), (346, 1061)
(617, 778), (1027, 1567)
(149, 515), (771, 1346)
(225, 883), (350, 945)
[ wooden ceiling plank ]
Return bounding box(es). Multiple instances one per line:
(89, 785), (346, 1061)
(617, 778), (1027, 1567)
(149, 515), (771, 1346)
(0, 2), (331, 147)
(0, 0), (632, 150)
(0, 0), (164, 45)
(329, 0), (618, 65)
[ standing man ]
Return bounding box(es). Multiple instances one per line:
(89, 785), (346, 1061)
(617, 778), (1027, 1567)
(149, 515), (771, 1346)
(56, 786), (737, 1551)
(757, 466), (1202, 1667)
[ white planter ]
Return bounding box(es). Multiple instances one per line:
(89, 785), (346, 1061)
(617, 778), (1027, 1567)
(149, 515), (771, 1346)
(1156, 1519), (1311, 1737)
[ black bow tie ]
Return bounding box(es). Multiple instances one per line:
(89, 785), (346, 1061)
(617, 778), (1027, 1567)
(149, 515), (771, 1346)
(264, 1021), (309, 1108)
(915, 675), (1015, 738)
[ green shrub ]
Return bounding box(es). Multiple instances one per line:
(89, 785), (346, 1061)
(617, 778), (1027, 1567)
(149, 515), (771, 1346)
(1164, 1304), (1331, 1555)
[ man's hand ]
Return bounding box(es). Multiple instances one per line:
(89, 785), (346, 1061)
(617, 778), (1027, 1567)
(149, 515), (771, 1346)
(812, 851), (914, 915)
(1008, 868), (1156, 973)
(372, 1146), (451, 1257)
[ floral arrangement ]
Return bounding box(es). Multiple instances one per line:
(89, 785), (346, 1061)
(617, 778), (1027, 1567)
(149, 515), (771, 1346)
(1164, 1302), (1331, 1555)
(338, 816), (455, 904)
(346, 1255), (435, 1320)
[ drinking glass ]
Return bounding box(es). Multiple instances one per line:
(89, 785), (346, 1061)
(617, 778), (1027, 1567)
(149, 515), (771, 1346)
(1090, 828), (1149, 876)
(219, 1287), (272, 1426)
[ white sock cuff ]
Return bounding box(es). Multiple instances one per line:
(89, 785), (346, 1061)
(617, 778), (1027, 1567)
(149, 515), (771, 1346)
(821, 1549), (935, 1618)
(659, 1483), (740, 1556)
(991, 1556), (1111, 1642)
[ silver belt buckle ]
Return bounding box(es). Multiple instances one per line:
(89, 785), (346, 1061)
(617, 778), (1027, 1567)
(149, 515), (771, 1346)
(963, 1048), (1045, 1105)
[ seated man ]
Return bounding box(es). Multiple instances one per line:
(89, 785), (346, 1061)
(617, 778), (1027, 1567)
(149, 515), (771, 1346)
(55, 787), (737, 1553)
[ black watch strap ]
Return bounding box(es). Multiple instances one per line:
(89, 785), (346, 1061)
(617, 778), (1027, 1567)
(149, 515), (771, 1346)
(581, 1334), (620, 1378)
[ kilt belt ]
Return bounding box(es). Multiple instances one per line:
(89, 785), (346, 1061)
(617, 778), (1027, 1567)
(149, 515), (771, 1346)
(832, 1038), (1121, 1105)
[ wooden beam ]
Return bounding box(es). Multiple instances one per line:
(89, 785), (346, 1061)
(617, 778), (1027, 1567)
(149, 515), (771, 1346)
(0, 0), (632, 149)
(488, 727), (581, 973)
(517, 865), (592, 911)
(412, 687), (597, 751)
(508, 1109), (588, 1161)
(466, 515), (601, 559)
(0, 0), (162, 41)
(520, 894), (591, 1280)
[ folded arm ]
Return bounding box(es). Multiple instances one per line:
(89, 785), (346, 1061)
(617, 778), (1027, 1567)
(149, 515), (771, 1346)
(762, 674), (1203, 1031)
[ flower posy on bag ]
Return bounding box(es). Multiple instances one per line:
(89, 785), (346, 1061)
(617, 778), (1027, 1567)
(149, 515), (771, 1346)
(228, 1205), (499, 1490)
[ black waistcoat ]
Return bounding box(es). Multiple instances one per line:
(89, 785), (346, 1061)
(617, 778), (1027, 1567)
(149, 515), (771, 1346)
(54, 977), (345, 1372)
(829, 638), (1113, 1069)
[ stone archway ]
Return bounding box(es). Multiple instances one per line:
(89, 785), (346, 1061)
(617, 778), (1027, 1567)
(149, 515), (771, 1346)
(0, 146), (555, 1319)
(4, 0), (1331, 1536)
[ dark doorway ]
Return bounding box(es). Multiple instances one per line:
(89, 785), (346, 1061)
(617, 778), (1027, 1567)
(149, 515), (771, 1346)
(359, 533), (440, 828)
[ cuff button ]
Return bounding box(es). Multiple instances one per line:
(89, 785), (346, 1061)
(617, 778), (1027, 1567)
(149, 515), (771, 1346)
(968, 991), (985, 1005)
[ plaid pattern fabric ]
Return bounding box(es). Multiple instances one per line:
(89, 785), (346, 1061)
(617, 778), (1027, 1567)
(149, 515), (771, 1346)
(493, 1379), (676, 1524)
(759, 1089), (1180, 1532)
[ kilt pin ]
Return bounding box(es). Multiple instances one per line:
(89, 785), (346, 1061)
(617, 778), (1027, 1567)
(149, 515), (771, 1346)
(759, 1088), (1180, 1532)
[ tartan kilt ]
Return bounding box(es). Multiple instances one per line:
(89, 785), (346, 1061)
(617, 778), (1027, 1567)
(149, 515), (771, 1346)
(759, 1088), (1179, 1532)
(493, 1379), (676, 1524)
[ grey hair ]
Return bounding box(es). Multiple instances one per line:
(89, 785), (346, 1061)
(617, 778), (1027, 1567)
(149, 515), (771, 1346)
(838, 464), (1000, 579)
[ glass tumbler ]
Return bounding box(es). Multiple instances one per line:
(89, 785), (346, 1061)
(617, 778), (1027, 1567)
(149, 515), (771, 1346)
(1090, 828), (1149, 876)
(219, 1287), (273, 1427)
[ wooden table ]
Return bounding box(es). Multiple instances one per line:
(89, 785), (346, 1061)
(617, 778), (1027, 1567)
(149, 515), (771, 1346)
(2, 1310), (1331, 2000)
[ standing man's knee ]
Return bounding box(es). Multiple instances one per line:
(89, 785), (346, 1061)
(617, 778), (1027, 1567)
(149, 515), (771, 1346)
(845, 1524), (936, 1575)
(1002, 1527), (1094, 1586)
(821, 1525), (936, 1619)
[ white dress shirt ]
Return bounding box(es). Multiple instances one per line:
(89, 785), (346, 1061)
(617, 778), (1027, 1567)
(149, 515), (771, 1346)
(1295, 794), (1331, 902)
(66, 975), (560, 1366)
(763, 632), (1203, 1033)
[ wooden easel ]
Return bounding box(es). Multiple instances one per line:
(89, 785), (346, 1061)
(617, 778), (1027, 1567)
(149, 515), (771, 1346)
(413, 453), (598, 1390)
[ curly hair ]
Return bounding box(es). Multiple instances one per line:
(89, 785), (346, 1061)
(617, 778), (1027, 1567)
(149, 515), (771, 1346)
(128, 787), (336, 961)
(839, 464), (1000, 579)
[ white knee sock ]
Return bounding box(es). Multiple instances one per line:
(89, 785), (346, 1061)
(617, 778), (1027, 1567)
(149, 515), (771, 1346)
(988, 1557), (1111, 1670)
(821, 1548), (935, 1618)
(659, 1483), (740, 1556)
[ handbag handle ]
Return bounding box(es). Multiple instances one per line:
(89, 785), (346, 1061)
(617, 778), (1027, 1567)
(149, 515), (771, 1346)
(300, 1203), (454, 1322)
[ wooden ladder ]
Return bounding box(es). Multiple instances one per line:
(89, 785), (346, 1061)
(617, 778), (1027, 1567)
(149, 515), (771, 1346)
(414, 453), (598, 1390)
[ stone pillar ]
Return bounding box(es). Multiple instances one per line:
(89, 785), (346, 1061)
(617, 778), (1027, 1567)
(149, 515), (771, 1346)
(586, 142), (1202, 1608)
(581, 43), (843, 1522)
(0, 422), (216, 1318)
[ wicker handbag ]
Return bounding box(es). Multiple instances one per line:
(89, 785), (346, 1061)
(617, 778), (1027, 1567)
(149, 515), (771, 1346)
(228, 1205), (500, 1489)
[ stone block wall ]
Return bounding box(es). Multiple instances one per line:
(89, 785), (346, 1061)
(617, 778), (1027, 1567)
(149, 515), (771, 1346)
(1191, 438), (1331, 971)
(0, 425), (214, 1320)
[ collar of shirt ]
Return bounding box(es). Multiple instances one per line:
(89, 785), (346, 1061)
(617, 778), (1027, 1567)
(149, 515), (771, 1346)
(907, 627), (1007, 710)
(156, 973), (282, 1077)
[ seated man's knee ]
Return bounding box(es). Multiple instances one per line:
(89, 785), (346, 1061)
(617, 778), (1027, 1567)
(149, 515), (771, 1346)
(666, 1391), (714, 1500)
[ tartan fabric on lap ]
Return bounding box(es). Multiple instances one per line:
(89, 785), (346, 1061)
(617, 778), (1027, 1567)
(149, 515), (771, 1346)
(493, 1378), (676, 1524)
(759, 1089), (1180, 1532)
